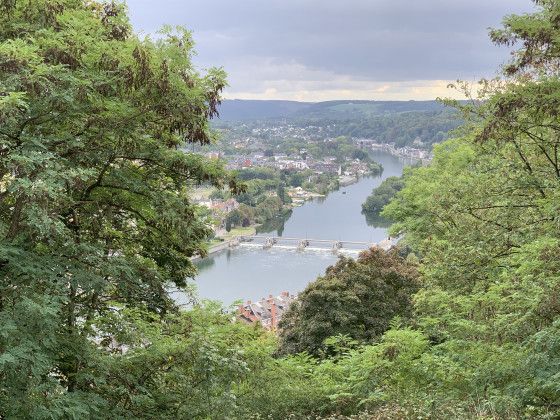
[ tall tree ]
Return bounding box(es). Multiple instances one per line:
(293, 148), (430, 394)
(0, 0), (236, 415)
(381, 0), (560, 414)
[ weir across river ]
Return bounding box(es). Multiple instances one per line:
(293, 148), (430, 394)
(236, 235), (396, 253)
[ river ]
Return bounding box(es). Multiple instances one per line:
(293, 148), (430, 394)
(174, 151), (409, 306)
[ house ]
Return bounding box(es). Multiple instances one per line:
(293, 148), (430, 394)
(211, 198), (239, 213)
(197, 199), (213, 209)
(310, 162), (339, 174)
(206, 151), (222, 159)
(237, 291), (296, 331)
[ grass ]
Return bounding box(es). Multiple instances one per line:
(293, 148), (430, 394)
(208, 239), (224, 247)
(221, 226), (256, 241)
(190, 187), (216, 200)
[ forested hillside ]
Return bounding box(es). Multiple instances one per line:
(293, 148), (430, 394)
(325, 109), (461, 147)
(293, 100), (449, 119)
(1, 0), (559, 419)
(217, 99), (312, 121)
(218, 99), (462, 147)
(219, 99), (449, 122)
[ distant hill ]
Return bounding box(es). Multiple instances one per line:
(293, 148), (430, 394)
(216, 100), (313, 121)
(217, 99), (449, 122)
(216, 99), (462, 148)
(297, 100), (447, 120)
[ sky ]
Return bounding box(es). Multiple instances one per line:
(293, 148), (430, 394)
(126, 0), (535, 102)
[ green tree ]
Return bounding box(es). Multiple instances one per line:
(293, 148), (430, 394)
(255, 195), (283, 223)
(380, 0), (560, 414)
(277, 248), (420, 356)
(225, 209), (242, 229)
(276, 182), (292, 205)
(286, 170), (308, 187)
(351, 148), (369, 161)
(362, 175), (405, 217)
(91, 305), (263, 418)
(0, 0), (235, 416)
(209, 189), (227, 200)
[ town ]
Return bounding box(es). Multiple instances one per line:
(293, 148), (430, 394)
(190, 121), (432, 246)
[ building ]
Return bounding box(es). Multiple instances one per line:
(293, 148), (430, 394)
(206, 151), (222, 159)
(309, 162), (339, 174)
(237, 291), (296, 331)
(211, 198), (239, 213)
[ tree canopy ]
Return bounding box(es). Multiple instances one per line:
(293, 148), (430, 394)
(277, 248), (420, 356)
(362, 175), (405, 217)
(0, 0), (236, 415)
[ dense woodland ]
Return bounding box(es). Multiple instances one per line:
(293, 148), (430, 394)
(328, 110), (461, 147)
(1, 0), (560, 419)
(216, 106), (461, 149)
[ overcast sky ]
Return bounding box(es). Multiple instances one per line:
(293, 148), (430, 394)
(126, 0), (534, 101)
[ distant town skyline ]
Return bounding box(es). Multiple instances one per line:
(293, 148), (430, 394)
(126, 0), (534, 101)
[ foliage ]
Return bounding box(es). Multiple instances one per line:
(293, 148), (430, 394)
(350, 149), (369, 161)
(362, 175), (405, 218)
(378, 1), (560, 415)
(81, 305), (258, 418)
(3, 0), (560, 418)
(328, 109), (461, 148)
(0, 0), (234, 416)
(277, 248), (420, 356)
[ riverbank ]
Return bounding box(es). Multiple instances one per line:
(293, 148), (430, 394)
(190, 226), (257, 261)
(199, 177), (377, 259)
(196, 154), (388, 261)
(206, 174), (375, 256)
(370, 143), (432, 162)
(186, 150), (408, 304)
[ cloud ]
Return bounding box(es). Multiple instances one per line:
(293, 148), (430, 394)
(126, 0), (535, 100)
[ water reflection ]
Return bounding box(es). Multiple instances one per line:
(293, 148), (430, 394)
(363, 212), (392, 229)
(256, 210), (292, 236)
(196, 256), (216, 271)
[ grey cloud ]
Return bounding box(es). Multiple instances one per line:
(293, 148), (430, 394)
(126, 0), (535, 98)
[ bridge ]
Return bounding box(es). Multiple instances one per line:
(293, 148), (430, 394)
(237, 235), (396, 253)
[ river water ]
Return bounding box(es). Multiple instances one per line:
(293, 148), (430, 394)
(179, 151), (408, 305)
